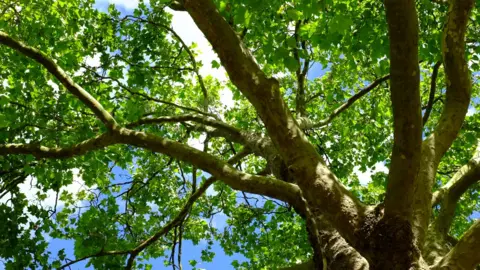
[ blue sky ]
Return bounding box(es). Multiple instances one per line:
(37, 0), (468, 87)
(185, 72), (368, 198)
(40, 62), (328, 270)
(41, 3), (246, 268)
(43, 163), (249, 270)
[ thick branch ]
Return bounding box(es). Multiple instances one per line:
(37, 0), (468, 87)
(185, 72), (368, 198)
(424, 144), (480, 264)
(1, 128), (300, 209)
(0, 31), (118, 130)
(116, 128), (302, 205)
(432, 143), (480, 235)
(431, 162), (480, 208)
(383, 0), (422, 219)
(127, 114), (281, 167)
(184, 0), (365, 247)
(433, 220), (480, 270)
(169, 1), (186, 11)
(0, 133), (116, 159)
(313, 215), (369, 270)
(423, 61), (442, 126)
(413, 0), (474, 245)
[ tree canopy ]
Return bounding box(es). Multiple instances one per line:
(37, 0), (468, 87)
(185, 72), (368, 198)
(0, 0), (479, 269)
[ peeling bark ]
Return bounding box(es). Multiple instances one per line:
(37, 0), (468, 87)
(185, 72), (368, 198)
(413, 0), (474, 246)
(431, 143), (480, 209)
(183, 0), (366, 247)
(432, 220), (480, 270)
(313, 216), (369, 270)
(424, 143), (480, 265)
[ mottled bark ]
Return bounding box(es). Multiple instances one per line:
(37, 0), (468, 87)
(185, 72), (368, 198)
(432, 220), (480, 270)
(431, 143), (480, 208)
(0, 128), (302, 209)
(424, 143), (480, 265)
(313, 215), (369, 270)
(369, 0), (424, 267)
(183, 0), (366, 248)
(433, 152), (480, 236)
(413, 0), (474, 246)
(116, 128), (306, 205)
(0, 133), (116, 159)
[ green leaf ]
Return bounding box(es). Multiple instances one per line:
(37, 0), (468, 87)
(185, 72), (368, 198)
(211, 60), (221, 69)
(330, 14), (353, 33)
(286, 9), (303, 21)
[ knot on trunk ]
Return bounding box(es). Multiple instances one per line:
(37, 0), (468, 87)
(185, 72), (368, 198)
(359, 213), (421, 270)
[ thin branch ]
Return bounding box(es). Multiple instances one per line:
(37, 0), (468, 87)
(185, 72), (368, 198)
(293, 20), (308, 117)
(302, 74), (390, 129)
(177, 220), (184, 270)
(0, 174), (27, 199)
(85, 67), (214, 118)
(127, 114), (243, 137)
(422, 96), (443, 110)
(122, 16), (209, 111)
(61, 150), (249, 270)
(169, 227), (178, 270)
(0, 31), (117, 130)
(59, 250), (130, 269)
(423, 61), (442, 126)
(124, 149), (250, 267)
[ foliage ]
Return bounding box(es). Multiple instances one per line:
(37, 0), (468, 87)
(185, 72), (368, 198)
(0, 0), (479, 269)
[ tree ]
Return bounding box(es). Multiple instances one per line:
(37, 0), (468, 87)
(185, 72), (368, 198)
(0, 0), (479, 269)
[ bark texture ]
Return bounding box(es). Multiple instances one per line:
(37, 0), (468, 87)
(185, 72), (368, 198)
(383, 0), (422, 221)
(183, 0), (367, 250)
(413, 0), (474, 247)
